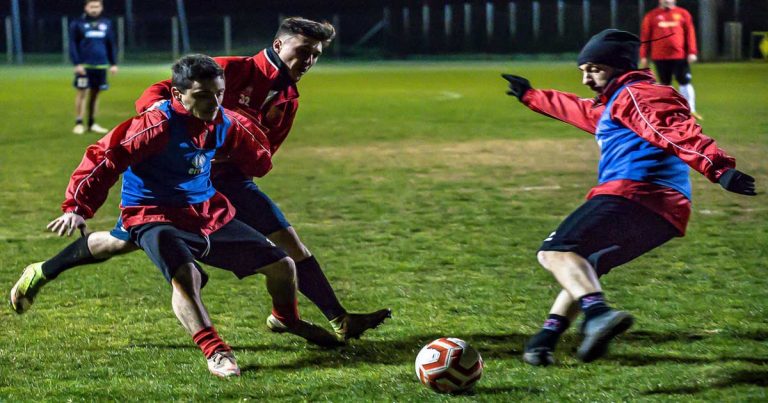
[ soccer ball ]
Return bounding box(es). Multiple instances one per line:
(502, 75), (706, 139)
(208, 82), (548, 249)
(415, 337), (483, 394)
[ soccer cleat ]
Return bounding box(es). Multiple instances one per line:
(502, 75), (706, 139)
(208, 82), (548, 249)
(266, 314), (342, 348)
(691, 111), (703, 120)
(206, 350), (240, 378)
(72, 123), (85, 135)
(522, 346), (555, 367)
(89, 123), (109, 134)
(577, 310), (634, 363)
(330, 308), (392, 342)
(9, 262), (49, 314)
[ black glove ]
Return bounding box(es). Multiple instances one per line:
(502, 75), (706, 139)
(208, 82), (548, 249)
(718, 169), (757, 196)
(501, 74), (532, 101)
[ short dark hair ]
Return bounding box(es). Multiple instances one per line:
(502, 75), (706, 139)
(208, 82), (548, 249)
(275, 17), (336, 45)
(171, 54), (224, 91)
(84, 0), (103, 5)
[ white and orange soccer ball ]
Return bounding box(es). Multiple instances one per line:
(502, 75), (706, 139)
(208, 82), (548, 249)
(414, 337), (484, 394)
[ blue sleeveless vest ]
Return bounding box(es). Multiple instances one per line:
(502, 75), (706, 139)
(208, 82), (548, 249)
(121, 101), (231, 207)
(595, 84), (692, 200)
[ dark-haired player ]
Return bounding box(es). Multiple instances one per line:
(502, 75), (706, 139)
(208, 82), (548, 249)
(503, 29), (756, 365)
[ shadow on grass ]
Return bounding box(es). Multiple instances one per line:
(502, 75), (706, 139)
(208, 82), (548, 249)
(236, 332), (530, 371)
(608, 352), (768, 366)
(643, 370), (768, 395)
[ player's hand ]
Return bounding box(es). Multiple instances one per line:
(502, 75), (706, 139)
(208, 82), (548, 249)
(687, 54), (698, 64)
(109, 65), (119, 75)
(47, 212), (87, 237)
(639, 57), (649, 69)
(501, 74), (532, 101)
(74, 64), (86, 75)
(718, 169), (756, 196)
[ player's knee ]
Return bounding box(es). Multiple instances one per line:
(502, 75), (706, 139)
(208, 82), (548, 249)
(264, 257), (297, 285)
(171, 263), (202, 295)
(537, 250), (562, 271)
(87, 231), (135, 258)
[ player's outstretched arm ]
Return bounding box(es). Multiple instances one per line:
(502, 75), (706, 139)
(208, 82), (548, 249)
(501, 73), (603, 134)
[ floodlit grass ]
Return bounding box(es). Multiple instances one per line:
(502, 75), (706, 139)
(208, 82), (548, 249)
(0, 61), (766, 401)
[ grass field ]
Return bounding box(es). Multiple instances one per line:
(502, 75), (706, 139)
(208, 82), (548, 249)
(0, 60), (766, 401)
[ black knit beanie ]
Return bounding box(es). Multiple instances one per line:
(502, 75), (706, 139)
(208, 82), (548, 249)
(577, 29), (640, 70)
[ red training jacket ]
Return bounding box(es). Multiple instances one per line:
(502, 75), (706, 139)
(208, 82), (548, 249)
(520, 69), (735, 234)
(640, 6), (698, 60)
(62, 99), (273, 236)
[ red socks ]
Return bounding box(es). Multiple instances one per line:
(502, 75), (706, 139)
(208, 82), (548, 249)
(192, 326), (230, 359)
(271, 299), (300, 327)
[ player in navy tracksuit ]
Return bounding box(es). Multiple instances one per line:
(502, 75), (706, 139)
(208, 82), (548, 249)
(69, 0), (118, 135)
(503, 29), (756, 365)
(15, 55), (340, 378)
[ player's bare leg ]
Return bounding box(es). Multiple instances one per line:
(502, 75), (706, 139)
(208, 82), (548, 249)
(172, 263), (239, 378)
(267, 227), (391, 342)
(259, 257), (343, 347)
(73, 89), (87, 134)
(534, 251), (633, 363)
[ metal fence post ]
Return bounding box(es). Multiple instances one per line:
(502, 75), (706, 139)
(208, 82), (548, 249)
(582, 0), (591, 37)
(62, 16), (69, 64)
(486, 2), (494, 43)
(223, 15), (231, 55)
(11, 0), (23, 64)
(117, 16), (125, 63)
(172, 16), (180, 59)
(444, 4), (452, 40)
(6, 17), (13, 64)
(532, 0), (540, 42)
(509, 1), (517, 39)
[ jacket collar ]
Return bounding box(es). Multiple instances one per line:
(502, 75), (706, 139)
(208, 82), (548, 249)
(596, 69), (656, 104)
(263, 47), (295, 91)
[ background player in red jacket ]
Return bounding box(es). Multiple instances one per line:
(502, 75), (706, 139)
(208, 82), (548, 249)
(11, 17), (390, 343)
(640, 0), (702, 119)
(503, 29), (755, 366)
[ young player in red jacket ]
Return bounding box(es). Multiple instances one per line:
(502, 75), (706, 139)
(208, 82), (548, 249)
(503, 29), (756, 366)
(23, 54), (342, 377)
(640, 0), (701, 119)
(11, 18), (390, 342)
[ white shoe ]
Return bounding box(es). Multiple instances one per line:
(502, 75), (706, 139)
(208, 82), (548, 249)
(89, 123), (109, 134)
(207, 350), (240, 378)
(72, 124), (85, 135)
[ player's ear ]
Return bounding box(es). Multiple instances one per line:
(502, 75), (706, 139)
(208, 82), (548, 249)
(171, 87), (182, 102)
(272, 38), (282, 53)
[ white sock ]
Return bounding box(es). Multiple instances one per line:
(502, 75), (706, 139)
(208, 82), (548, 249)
(678, 83), (696, 112)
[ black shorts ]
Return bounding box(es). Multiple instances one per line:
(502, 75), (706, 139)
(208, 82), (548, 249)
(653, 59), (692, 85)
(539, 195), (679, 276)
(73, 68), (109, 90)
(130, 219), (287, 283)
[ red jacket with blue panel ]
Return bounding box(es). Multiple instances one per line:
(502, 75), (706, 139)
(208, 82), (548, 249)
(520, 69), (735, 234)
(134, 47), (298, 178)
(61, 99), (272, 235)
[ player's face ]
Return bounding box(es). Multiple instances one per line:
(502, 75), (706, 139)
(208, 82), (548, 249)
(84, 2), (103, 18)
(273, 34), (323, 82)
(579, 63), (618, 94)
(659, 0), (676, 8)
(173, 76), (225, 121)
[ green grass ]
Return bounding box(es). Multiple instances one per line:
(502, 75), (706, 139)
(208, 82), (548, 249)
(0, 61), (766, 401)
